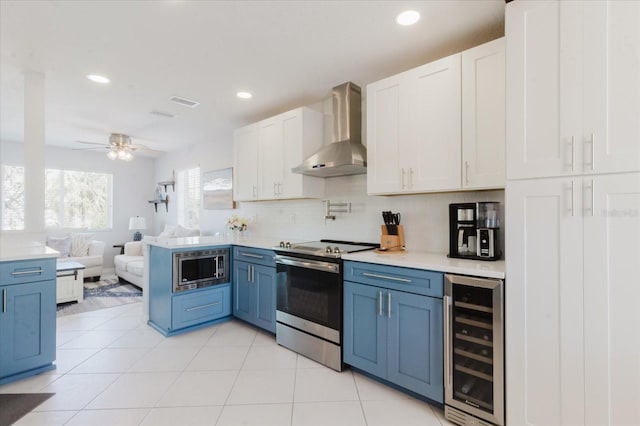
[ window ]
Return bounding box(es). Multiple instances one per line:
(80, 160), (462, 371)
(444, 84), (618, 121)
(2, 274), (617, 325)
(177, 166), (200, 228)
(45, 169), (113, 229)
(1, 164), (25, 230)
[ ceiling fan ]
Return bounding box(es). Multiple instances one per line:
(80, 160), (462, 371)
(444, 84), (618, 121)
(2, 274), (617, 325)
(75, 133), (161, 161)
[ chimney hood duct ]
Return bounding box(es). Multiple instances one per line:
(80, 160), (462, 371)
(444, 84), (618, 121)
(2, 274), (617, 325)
(292, 82), (366, 177)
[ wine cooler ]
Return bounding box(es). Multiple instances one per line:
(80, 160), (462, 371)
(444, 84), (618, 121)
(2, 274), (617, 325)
(444, 274), (504, 426)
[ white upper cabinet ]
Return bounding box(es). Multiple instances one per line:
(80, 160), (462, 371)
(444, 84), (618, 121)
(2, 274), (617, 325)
(235, 106), (324, 201)
(507, 0), (640, 179)
(403, 54), (462, 192)
(367, 38), (506, 195)
(462, 38), (506, 189)
(233, 123), (258, 201)
(367, 53), (462, 195)
(257, 116), (284, 199)
(366, 74), (403, 194)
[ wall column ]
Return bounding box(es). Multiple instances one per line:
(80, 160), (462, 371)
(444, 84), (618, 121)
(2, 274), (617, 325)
(23, 70), (46, 233)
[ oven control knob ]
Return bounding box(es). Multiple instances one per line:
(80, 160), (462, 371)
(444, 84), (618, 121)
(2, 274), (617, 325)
(334, 246), (341, 254)
(325, 246), (333, 253)
(279, 241), (285, 248)
(285, 242), (291, 248)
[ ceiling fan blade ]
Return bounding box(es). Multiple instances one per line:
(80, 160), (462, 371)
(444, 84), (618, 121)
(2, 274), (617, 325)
(76, 140), (107, 146)
(72, 146), (108, 151)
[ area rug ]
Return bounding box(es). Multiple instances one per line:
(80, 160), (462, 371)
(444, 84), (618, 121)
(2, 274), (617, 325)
(0, 393), (55, 426)
(56, 276), (142, 317)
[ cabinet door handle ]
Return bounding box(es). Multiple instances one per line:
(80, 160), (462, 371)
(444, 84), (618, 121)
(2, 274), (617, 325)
(252, 185), (257, 198)
(568, 136), (575, 172)
(569, 180), (575, 217)
(409, 168), (414, 189)
(251, 265), (255, 282)
(278, 182), (282, 195)
(464, 161), (470, 185)
(378, 291), (383, 316)
(11, 268), (44, 276)
(247, 265), (252, 282)
(185, 301), (221, 312)
(362, 272), (411, 283)
(585, 133), (595, 171)
(2, 289), (6, 313)
(240, 252), (264, 259)
(443, 295), (452, 389)
(387, 292), (392, 318)
(401, 168), (406, 189)
(584, 179), (595, 217)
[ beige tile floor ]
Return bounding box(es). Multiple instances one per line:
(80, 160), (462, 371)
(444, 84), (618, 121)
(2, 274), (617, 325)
(0, 302), (454, 426)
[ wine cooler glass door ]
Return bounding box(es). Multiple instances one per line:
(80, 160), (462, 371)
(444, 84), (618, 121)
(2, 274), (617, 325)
(444, 274), (504, 426)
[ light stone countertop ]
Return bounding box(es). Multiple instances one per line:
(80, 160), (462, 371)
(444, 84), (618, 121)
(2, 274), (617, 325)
(342, 250), (505, 279)
(0, 245), (59, 262)
(147, 236), (505, 279)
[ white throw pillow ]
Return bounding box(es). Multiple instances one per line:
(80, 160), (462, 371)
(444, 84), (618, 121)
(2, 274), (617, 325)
(70, 233), (94, 257)
(158, 224), (177, 239)
(46, 235), (71, 258)
(174, 224), (199, 237)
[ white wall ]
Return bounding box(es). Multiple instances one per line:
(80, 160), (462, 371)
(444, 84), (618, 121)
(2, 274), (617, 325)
(1, 140), (155, 268)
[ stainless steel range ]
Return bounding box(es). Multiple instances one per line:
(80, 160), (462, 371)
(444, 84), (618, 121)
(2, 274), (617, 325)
(274, 240), (377, 371)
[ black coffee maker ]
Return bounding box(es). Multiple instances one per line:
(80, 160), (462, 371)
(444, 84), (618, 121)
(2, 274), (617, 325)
(448, 202), (501, 261)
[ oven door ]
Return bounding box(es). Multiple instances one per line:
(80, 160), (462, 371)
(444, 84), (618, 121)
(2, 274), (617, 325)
(275, 255), (341, 332)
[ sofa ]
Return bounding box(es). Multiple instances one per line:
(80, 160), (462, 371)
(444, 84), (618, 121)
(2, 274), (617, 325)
(114, 241), (145, 289)
(114, 224), (199, 291)
(46, 234), (105, 280)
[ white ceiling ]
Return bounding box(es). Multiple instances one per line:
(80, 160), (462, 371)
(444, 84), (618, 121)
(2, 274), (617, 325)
(0, 0), (504, 156)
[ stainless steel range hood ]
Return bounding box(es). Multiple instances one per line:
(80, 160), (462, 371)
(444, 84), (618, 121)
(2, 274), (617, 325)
(292, 82), (366, 177)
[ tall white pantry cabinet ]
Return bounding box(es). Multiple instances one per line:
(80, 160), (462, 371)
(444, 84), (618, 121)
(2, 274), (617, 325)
(505, 1), (640, 426)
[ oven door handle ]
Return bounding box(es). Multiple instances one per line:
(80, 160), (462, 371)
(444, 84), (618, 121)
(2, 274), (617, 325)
(275, 255), (339, 274)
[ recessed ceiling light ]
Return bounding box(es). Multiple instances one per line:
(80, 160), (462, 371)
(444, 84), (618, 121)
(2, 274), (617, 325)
(237, 91), (252, 99)
(396, 10), (420, 26)
(87, 74), (110, 84)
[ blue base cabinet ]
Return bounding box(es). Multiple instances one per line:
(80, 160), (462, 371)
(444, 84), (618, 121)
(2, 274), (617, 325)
(343, 261), (444, 403)
(232, 246), (276, 333)
(148, 245), (232, 336)
(0, 258), (56, 384)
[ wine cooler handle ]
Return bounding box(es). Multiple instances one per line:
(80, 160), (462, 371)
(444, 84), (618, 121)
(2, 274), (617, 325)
(443, 295), (453, 390)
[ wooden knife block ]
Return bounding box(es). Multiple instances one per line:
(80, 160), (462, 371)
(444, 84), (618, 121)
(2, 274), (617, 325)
(380, 225), (405, 251)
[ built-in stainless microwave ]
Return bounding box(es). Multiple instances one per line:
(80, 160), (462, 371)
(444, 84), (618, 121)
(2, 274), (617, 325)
(172, 248), (229, 293)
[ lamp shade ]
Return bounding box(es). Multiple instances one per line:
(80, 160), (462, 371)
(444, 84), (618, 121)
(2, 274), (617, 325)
(129, 216), (146, 231)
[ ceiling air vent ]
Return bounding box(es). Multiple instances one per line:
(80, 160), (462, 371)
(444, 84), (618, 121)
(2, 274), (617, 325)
(150, 110), (175, 118)
(168, 95), (200, 108)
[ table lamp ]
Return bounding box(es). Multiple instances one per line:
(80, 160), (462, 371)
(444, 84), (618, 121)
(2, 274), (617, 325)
(129, 216), (146, 241)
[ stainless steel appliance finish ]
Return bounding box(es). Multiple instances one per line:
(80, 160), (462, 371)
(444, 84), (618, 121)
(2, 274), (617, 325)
(292, 82), (367, 177)
(444, 274), (504, 426)
(172, 248), (229, 293)
(274, 240), (377, 259)
(275, 239), (377, 371)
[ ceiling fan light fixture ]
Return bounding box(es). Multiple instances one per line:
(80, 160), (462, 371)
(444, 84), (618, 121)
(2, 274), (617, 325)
(107, 150), (118, 160)
(123, 151), (133, 161)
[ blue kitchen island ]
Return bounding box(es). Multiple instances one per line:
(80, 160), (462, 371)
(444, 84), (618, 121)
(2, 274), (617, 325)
(147, 242), (233, 336)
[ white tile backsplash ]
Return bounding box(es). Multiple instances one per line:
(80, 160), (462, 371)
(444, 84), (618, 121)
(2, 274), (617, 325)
(212, 174), (504, 253)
